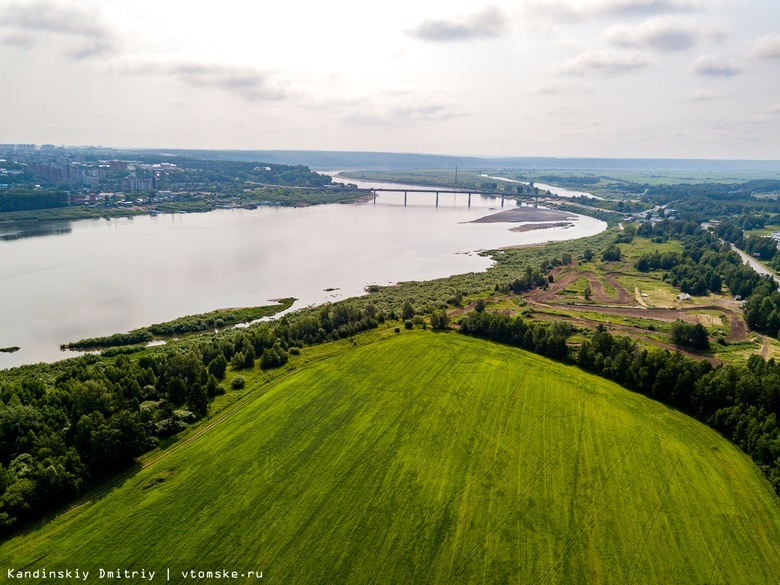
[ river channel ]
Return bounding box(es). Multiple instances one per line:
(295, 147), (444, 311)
(0, 180), (605, 369)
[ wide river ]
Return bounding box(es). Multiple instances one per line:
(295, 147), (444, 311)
(0, 178), (605, 369)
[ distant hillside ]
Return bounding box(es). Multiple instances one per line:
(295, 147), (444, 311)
(3, 332), (779, 584)
(131, 149), (780, 172)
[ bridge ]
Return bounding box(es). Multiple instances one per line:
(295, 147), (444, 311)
(257, 183), (540, 207)
(366, 187), (539, 208)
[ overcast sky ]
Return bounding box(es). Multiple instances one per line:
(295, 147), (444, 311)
(0, 0), (778, 159)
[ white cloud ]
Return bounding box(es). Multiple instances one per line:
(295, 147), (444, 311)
(557, 50), (653, 75)
(771, 103), (780, 113)
(0, 0), (117, 58)
(110, 54), (289, 101)
(604, 18), (713, 52)
(752, 33), (780, 60)
(689, 53), (743, 76)
(407, 6), (510, 42)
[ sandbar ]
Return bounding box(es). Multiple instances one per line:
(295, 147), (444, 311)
(469, 208), (574, 224)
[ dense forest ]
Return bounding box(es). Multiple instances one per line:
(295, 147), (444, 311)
(641, 180), (780, 220)
(0, 190), (68, 213)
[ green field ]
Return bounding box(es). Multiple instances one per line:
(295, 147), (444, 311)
(2, 333), (780, 584)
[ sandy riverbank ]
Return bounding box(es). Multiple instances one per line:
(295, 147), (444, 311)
(469, 208), (575, 224)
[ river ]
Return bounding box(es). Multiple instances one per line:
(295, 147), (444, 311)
(0, 179), (605, 369)
(479, 174), (605, 200)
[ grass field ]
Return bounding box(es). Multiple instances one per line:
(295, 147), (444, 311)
(2, 333), (780, 584)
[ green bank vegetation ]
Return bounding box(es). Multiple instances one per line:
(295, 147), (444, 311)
(63, 299), (296, 350)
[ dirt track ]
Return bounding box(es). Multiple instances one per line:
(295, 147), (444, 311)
(528, 266), (749, 343)
(531, 311), (723, 365)
(537, 270), (634, 305)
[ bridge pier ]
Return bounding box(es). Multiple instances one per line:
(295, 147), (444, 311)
(468, 193), (471, 208)
(436, 192), (439, 208)
(404, 191), (407, 207)
(501, 194), (505, 207)
(373, 190), (376, 205)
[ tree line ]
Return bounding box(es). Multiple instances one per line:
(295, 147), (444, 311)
(0, 190), (68, 213)
(0, 301), (383, 534)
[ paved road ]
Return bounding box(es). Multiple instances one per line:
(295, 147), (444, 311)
(730, 243), (780, 288)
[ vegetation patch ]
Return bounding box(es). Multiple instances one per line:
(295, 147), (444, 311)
(63, 299), (295, 350)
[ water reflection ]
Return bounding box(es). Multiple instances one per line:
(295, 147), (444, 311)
(0, 222), (73, 241)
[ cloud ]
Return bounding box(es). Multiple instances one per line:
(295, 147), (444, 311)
(521, 0), (702, 24)
(772, 103), (780, 114)
(752, 33), (780, 60)
(604, 18), (712, 52)
(689, 53), (742, 76)
(692, 87), (727, 101)
(111, 54), (289, 101)
(0, 0), (117, 58)
(557, 50), (653, 75)
(407, 6), (509, 42)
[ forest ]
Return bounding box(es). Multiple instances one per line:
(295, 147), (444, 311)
(0, 190), (68, 213)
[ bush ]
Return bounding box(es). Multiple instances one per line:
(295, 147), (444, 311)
(289, 347), (301, 356)
(404, 320), (413, 330)
(601, 244), (622, 262)
(430, 310), (450, 330)
(670, 320), (709, 350)
(230, 375), (246, 390)
(394, 327), (401, 333)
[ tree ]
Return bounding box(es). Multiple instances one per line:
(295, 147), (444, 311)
(601, 245), (622, 262)
(186, 385), (208, 417)
(430, 310), (449, 330)
(670, 320), (709, 350)
(206, 374), (218, 398)
(584, 284), (592, 300)
(474, 299), (486, 313)
(709, 273), (722, 294)
(207, 353), (227, 381)
(583, 249), (593, 261)
(402, 302), (415, 320)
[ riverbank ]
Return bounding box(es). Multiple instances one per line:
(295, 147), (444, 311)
(62, 300), (296, 352)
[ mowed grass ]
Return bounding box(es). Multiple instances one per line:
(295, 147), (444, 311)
(3, 332), (780, 584)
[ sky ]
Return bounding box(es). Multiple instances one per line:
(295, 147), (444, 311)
(0, 0), (778, 159)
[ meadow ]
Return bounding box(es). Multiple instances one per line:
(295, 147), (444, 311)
(2, 332), (780, 584)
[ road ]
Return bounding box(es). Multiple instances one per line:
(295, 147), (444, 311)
(729, 243), (780, 288)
